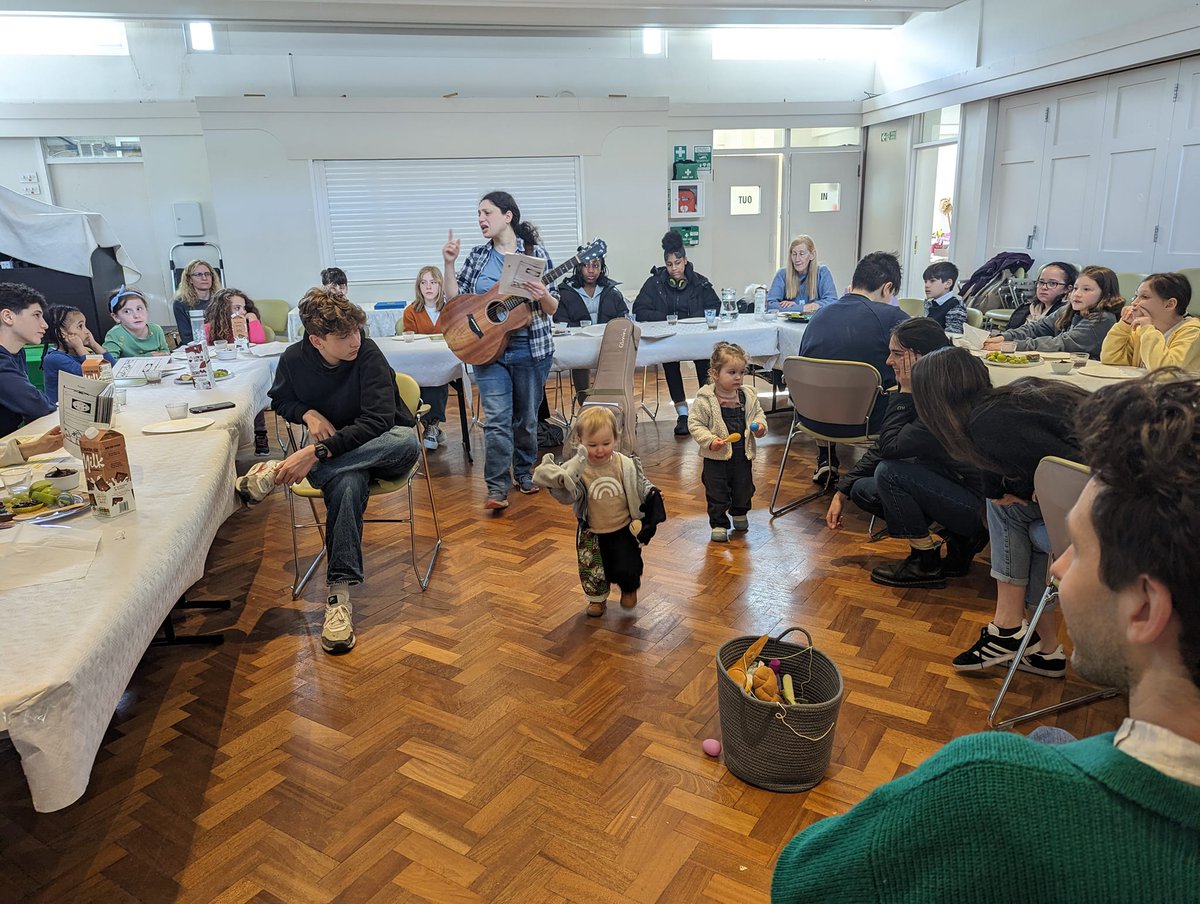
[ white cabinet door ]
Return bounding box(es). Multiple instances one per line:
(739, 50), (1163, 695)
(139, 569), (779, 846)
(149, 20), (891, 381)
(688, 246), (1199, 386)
(1035, 86), (1106, 262)
(1154, 58), (1200, 272)
(990, 97), (1049, 253)
(1094, 64), (1177, 271)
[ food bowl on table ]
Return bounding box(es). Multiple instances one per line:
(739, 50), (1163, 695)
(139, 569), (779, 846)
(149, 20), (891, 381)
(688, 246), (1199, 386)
(215, 347), (237, 361)
(43, 466), (81, 492)
(1050, 361), (1074, 375)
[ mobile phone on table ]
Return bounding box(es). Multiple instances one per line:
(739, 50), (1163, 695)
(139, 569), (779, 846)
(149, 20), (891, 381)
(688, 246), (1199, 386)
(189, 401), (236, 414)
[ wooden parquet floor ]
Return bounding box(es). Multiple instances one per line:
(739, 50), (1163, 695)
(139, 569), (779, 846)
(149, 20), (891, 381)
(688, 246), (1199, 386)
(1, 375), (1126, 903)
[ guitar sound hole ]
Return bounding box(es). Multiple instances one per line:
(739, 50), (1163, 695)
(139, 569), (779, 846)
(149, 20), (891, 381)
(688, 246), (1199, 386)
(486, 303), (508, 325)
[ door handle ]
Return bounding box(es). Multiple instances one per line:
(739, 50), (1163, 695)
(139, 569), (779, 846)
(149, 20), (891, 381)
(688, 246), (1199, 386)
(1026, 225), (1038, 250)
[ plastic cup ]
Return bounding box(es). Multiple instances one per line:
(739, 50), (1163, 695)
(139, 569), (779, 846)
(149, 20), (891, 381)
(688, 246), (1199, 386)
(666, 314), (678, 326)
(145, 370), (162, 384)
(114, 388), (127, 411)
(403, 331), (416, 342)
(705, 309), (718, 330)
(1071, 352), (1089, 369)
(999, 340), (1017, 353)
(579, 319), (592, 328)
(166, 401), (189, 420)
(1, 466), (33, 496)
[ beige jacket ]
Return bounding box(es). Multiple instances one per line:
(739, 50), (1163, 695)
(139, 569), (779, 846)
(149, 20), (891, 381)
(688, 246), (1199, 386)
(687, 383), (767, 461)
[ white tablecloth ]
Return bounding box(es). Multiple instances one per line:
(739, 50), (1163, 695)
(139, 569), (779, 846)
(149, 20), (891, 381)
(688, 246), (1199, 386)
(287, 302), (406, 342)
(0, 356), (275, 812)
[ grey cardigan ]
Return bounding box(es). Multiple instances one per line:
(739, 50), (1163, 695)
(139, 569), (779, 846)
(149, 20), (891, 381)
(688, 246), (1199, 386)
(1002, 310), (1118, 358)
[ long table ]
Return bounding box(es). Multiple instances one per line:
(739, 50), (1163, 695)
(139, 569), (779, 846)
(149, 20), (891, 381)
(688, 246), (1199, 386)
(0, 355), (274, 812)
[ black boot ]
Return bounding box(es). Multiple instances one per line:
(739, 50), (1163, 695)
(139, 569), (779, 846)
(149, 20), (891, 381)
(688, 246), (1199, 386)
(942, 532), (989, 577)
(674, 414), (690, 436)
(870, 545), (946, 588)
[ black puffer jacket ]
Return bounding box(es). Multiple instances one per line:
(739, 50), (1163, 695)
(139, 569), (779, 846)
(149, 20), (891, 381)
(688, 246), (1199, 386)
(631, 262), (720, 321)
(554, 278), (628, 326)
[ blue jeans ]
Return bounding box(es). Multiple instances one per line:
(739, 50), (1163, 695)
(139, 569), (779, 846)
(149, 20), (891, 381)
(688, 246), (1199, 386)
(849, 460), (985, 540)
(987, 498), (1051, 608)
(473, 335), (552, 497)
(306, 426), (420, 585)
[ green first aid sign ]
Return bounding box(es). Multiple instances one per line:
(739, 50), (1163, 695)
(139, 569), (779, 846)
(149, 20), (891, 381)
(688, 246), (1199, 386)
(674, 145), (688, 161)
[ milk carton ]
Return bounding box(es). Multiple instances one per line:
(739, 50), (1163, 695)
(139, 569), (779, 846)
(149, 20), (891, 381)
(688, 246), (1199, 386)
(81, 426), (136, 518)
(231, 313), (250, 352)
(184, 341), (215, 390)
(82, 354), (113, 382)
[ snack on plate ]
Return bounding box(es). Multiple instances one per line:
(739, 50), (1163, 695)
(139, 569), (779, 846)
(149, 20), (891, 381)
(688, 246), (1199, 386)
(985, 351), (1033, 365)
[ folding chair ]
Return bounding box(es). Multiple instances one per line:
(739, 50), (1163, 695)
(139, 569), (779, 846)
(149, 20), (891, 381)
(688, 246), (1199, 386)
(987, 456), (1119, 730)
(286, 372), (442, 598)
(769, 356), (882, 517)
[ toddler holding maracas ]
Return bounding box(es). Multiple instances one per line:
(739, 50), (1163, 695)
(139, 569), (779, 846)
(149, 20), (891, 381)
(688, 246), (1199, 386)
(687, 341), (767, 542)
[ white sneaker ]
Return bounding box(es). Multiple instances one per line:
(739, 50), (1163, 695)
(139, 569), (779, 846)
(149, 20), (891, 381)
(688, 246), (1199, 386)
(711, 527), (729, 543)
(423, 431), (439, 451)
(433, 424), (446, 443)
(236, 460), (281, 504)
(321, 600), (356, 654)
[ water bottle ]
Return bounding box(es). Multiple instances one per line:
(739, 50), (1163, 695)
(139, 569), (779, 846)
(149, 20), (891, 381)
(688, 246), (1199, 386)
(188, 309), (206, 346)
(754, 286), (767, 321)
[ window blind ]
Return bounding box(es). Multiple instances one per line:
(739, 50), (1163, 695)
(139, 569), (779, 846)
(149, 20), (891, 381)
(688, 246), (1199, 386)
(316, 157), (582, 285)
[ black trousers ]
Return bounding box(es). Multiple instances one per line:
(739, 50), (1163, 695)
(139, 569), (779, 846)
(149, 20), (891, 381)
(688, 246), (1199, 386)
(702, 454), (756, 527)
(595, 527), (643, 592)
(662, 359), (711, 404)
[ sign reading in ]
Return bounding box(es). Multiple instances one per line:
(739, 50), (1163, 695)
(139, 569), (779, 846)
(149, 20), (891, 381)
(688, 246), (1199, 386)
(809, 182), (841, 213)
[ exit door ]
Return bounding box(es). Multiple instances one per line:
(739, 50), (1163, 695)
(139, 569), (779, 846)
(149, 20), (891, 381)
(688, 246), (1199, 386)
(708, 154), (783, 294)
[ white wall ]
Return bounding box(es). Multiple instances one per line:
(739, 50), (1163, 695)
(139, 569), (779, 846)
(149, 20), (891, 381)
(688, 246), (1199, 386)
(196, 97), (670, 306)
(0, 138), (52, 203)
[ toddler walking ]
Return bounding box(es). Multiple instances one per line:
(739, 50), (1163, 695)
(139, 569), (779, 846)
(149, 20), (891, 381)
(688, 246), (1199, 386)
(534, 407), (665, 617)
(688, 342), (767, 542)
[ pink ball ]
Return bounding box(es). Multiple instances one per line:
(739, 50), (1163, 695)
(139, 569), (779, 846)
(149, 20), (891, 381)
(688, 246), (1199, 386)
(702, 738), (722, 758)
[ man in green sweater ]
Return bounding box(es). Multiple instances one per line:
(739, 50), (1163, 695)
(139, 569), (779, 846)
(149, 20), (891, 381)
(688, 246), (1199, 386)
(772, 371), (1200, 903)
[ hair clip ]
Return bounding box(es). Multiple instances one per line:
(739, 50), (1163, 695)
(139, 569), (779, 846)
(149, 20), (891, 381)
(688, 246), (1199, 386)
(109, 284), (142, 313)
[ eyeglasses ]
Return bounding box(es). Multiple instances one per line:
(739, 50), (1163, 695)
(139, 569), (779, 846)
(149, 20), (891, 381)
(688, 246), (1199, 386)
(1036, 279), (1068, 289)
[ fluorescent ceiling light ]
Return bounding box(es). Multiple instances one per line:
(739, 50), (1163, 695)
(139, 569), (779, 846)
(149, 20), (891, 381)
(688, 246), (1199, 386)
(642, 28), (663, 56)
(0, 17), (128, 56)
(712, 27), (885, 61)
(189, 21), (215, 52)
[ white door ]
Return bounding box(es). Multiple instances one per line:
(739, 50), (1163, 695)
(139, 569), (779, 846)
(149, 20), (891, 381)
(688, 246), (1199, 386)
(708, 153), (783, 295)
(1034, 86), (1106, 263)
(1154, 57), (1200, 272)
(786, 150), (862, 294)
(906, 143), (958, 296)
(1094, 63), (1177, 272)
(989, 96), (1049, 254)
(47, 162), (166, 321)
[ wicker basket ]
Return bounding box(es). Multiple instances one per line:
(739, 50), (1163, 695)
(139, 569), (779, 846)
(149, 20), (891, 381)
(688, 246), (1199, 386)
(715, 627), (844, 792)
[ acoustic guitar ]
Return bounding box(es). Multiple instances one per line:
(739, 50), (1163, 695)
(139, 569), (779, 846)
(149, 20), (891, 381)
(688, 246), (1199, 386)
(442, 238), (607, 366)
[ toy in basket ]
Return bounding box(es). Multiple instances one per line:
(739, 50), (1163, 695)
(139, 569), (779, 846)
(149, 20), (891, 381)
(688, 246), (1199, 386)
(715, 627), (844, 792)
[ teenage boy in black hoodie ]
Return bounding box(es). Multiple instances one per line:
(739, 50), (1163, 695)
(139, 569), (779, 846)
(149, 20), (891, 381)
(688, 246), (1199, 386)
(239, 287), (418, 654)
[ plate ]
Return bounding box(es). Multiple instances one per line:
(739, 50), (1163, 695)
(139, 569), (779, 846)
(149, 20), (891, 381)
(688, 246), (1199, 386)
(114, 376), (148, 387)
(678, 317), (708, 324)
(142, 417), (216, 434)
(1037, 352), (1073, 361)
(175, 371), (233, 383)
(983, 358), (1042, 368)
(1078, 366), (1143, 380)
(390, 334), (432, 342)
(23, 493), (90, 524)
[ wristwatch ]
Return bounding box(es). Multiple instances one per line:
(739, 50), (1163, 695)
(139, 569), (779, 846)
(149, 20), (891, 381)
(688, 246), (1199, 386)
(314, 442), (332, 462)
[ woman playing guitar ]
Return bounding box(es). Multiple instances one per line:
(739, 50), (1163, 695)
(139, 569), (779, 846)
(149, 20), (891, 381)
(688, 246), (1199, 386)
(442, 191), (559, 512)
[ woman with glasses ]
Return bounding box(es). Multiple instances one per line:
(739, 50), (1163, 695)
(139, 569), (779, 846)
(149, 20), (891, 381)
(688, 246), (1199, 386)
(173, 259), (222, 343)
(1102, 273), (1199, 372)
(1004, 262), (1076, 331)
(766, 235), (838, 314)
(984, 265), (1122, 359)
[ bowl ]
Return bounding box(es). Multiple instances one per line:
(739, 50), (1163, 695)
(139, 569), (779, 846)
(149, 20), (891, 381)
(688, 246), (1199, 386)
(1050, 360), (1074, 375)
(43, 467), (81, 492)
(215, 347), (237, 361)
